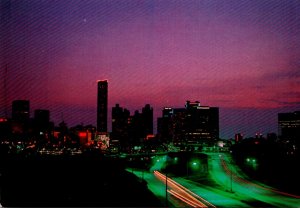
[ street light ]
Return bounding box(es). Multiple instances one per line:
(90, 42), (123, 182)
(165, 172), (168, 207)
(187, 158), (199, 177)
(164, 155), (179, 206)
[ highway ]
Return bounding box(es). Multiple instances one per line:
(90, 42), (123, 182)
(206, 152), (300, 207)
(154, 170), (215, 207)
(129, 168), (186, 207)
(129, 152), (300, 207)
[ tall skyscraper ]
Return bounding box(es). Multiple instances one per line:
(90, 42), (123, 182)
(157, 107), (173, 142)
(112, 104), (130, 150)
(142, 104), (153, 135)
(12, 100), (30, 121)
(97, 80), (108, 132)
(112, 104), (130, 139)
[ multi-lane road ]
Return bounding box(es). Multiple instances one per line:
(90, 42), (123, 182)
(130, 152), (300, 207)
(206, 153), (300, 207)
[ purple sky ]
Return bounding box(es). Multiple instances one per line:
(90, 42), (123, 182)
(1, 0), (300, 138)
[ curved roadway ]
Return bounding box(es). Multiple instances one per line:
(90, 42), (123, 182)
(129, 152), (300, 207)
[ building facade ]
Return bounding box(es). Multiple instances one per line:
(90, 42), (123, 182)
(157, 107), (173, 142)
(111, 103), (154, 150)
(12, 100), (30, 122)
(278, 111), (300, 140)
(157, 101), (219, 145)
(97, 80), (108, 133)
(112, 104), (130, 150)
(34, 109), (50, 135)
(142, 104), (153, 136)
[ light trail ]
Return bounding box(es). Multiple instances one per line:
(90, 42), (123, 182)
(155, 171), (216, 208)
(154, 171), (206, 207)
(154, 171), (207, 208)
(154, 170), (216, 208)
(154, 171), (207, 207)
(163, 174), (216, 208)
(220, 157), (300, 199)
(168, 189), (198, 208)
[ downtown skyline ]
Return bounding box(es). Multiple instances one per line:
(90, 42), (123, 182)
(1, 0), (300, 138)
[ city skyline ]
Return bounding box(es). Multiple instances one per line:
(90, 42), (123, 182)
(1, 0), (300, 138)
(3, 97), (299, 139)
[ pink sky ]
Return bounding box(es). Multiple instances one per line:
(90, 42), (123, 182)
(1, 0), (299, 138)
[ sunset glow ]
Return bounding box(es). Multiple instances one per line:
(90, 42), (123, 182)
(1, 0), (299, 138)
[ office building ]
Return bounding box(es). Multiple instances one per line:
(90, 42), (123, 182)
(129, 104), (154, 144)
(157, 101), (219, 144)
(111, 104), (154, 148)
(129, 110), (144, 145)
(12, 100), (30, 121)
(278, 111), (300, 140)
(34, 109), (50, 134)
(142, 104), (153, 135)
(157, 107), (173, 142)
(112, 104), (130, 150)
(184, 101), (219, 142)
(97, 80), (108, 133)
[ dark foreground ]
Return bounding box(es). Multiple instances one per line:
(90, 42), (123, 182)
(0, 152), (163, 207)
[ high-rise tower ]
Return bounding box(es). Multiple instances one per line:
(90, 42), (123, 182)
(97, 80), (108, 132)
(142, 104), (153, 135)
